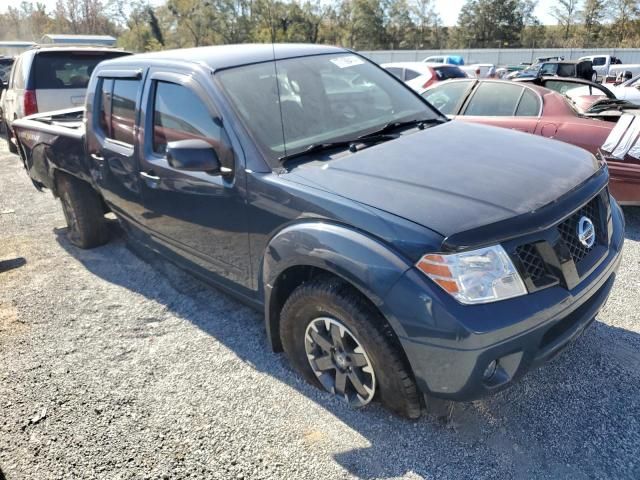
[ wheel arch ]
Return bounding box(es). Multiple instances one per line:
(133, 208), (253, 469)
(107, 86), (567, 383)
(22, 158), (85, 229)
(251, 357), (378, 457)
(261, 221), (412, 352)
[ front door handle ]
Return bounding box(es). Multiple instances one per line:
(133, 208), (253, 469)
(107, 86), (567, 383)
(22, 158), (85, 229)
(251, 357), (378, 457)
(140, 171), (161, 188)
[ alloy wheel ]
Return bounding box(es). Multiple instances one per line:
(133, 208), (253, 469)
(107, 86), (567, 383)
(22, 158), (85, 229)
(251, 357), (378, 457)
(304, 317), (376, 407)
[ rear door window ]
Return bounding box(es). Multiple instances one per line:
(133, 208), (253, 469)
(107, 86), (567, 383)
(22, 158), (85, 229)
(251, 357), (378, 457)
(111, 80), (140, 144)
(33, 52), (125, 90)
(592, 57), (606, 66)
(557, 63), (576, 77)
(97, 78), (140, 145)
(464, 82), (524, 116)
(98, 78), (114, 137)
(404, 69), (421, 81)
(515, 89), (541, 116)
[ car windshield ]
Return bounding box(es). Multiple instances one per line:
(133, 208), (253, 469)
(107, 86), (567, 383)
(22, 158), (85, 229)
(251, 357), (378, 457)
(216, 53), (441, 163)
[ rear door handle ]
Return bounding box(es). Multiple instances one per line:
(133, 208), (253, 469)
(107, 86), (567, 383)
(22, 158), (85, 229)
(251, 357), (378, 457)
(90, 153), (104, 162)
(140, 171), (160, 181)
(140, 171), (161, 188)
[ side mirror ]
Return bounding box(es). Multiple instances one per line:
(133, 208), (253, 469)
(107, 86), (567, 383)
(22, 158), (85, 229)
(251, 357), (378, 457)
(166, 139), (230, 175)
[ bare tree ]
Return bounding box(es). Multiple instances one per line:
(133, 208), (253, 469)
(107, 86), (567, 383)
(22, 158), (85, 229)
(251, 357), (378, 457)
(550, 0), (580, 41)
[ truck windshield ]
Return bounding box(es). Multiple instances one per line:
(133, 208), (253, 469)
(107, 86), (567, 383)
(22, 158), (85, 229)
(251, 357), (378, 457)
(216, 53), (441, 163)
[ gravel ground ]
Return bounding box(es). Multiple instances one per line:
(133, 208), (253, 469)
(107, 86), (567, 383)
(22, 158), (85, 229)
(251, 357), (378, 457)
(1, 136), (639, 480)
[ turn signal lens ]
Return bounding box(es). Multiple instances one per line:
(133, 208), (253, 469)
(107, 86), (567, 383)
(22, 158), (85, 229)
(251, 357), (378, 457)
(416, 245), (527, 305)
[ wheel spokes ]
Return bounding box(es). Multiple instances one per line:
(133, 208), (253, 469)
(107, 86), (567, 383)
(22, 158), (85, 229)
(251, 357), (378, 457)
(304, 317), (376, 408)
(349, 352), (368, 367)
(334, 370), (347, 397)
(308, 328), (333, 353)
(313, 354), (334, 372)
(348, 370), (372, 399)
(329, 323), (345, 350)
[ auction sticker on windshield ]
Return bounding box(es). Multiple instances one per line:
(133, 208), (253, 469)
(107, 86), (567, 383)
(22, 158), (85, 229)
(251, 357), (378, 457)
(330, 55), (365, 69)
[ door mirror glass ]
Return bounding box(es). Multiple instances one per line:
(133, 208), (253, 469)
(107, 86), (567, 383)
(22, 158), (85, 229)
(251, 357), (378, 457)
(166, 139), (223, 174)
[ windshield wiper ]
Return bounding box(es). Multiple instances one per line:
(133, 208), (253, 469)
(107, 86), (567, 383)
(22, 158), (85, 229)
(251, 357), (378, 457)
(358, 117), (446, 139)
(279, 134), (396, 164)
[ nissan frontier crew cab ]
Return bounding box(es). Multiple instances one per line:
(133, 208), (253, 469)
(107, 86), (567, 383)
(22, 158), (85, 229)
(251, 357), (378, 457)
(12, 44), (624, 419)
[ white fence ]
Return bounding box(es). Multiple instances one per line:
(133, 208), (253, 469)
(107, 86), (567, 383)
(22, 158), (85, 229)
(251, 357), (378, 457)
(359, 48), (640, 65)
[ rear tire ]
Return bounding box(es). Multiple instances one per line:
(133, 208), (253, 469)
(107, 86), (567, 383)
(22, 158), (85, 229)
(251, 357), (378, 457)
(5, 124), (17, 154)
(56, 174), (109, 249)
(280, 276), (422, 419)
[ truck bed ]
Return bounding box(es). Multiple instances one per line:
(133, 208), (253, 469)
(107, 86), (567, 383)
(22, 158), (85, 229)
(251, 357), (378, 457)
(11, 107), (91, 191)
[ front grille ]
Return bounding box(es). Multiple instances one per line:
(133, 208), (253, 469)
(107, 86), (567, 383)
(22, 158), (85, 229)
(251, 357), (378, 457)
(557, 196), (601, 264)
(510, 192), (609, 292)
(515, 244), (547, 284)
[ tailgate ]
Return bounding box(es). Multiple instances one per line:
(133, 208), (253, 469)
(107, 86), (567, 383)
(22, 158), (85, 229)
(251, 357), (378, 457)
(36, 88), (87, 112)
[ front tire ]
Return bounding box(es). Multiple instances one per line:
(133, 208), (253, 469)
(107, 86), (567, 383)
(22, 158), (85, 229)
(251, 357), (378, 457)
(280, 276), (422, 419)
(56, 174), (109, 249)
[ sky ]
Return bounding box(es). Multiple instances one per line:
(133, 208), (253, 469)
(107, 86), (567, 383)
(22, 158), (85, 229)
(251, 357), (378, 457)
(1, 0), (559, 27)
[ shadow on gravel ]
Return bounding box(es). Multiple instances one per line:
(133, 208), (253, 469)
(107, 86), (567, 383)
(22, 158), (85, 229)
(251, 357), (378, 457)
(52, 210), (640, 479)
(0, 257), (26, 273)
(0, 466), (6, 480)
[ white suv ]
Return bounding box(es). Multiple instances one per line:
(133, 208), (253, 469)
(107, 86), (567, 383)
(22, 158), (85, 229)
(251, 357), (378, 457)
(2, 45), (129, 152)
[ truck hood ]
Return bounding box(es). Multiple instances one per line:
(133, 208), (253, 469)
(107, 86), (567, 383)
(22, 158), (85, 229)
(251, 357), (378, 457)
(284, 121), (600, 237)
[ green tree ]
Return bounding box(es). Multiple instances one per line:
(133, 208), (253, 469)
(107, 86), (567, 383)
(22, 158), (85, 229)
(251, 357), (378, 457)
(608, 0), (639, 45)
(412, 0), (441, 48)
(386, 0), (414, 49)
(550, 0), (580, 41)
(454, 0), (525, 48)
(581, 0), (605, 46)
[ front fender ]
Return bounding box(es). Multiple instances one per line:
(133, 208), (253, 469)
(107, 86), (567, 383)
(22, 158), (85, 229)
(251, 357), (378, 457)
(262, 221), (412, 349)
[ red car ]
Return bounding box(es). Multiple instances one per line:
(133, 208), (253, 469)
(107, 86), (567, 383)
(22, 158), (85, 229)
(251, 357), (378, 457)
(422, 79), (640, 205)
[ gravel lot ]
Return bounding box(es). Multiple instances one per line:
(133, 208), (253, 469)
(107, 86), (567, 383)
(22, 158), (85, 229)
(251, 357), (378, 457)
(1, 136), (639, 480)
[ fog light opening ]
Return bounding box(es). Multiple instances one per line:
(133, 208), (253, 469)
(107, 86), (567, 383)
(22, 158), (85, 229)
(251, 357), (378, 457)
(483, 360), (498, 381)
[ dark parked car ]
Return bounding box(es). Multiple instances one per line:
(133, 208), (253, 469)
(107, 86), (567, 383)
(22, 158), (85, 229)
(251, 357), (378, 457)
(422, 78), (640, 205)
(12, 45), (624, 418)
(508, 59), (596, 82)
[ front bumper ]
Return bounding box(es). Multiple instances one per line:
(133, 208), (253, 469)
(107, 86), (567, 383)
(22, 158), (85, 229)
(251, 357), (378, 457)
(383, 197), (625, 401)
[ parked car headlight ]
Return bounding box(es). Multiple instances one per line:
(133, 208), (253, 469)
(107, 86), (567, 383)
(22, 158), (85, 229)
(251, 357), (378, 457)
(416, 245), (527, 305)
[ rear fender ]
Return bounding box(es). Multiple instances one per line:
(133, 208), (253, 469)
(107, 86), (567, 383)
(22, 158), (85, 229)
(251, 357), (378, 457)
(13, 126), (90, 196)
(262, 221), (411, 349)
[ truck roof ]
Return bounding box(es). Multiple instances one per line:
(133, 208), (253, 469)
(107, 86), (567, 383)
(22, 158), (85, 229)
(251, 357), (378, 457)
(102, 43), (347, 71)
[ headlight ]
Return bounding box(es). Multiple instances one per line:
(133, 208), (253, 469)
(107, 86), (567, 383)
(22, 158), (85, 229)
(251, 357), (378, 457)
(416, 245), (527, 305)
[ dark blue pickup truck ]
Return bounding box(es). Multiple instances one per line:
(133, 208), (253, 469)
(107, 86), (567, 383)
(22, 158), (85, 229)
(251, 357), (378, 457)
(11, 44), (624, 418)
